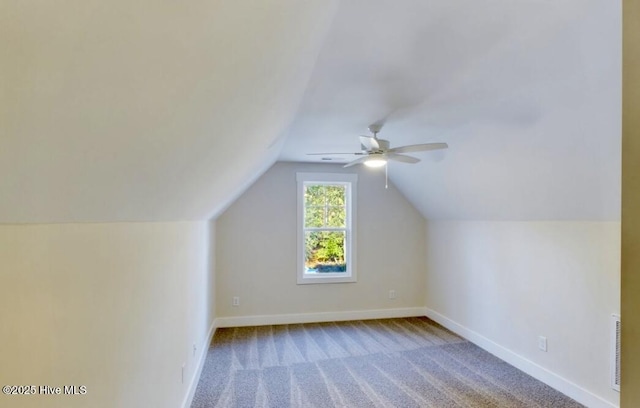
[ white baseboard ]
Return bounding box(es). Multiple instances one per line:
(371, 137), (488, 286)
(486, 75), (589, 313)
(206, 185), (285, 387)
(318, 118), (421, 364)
(216, 307), (425, 328)
(181, 319), (218, 408)
(424, 308), (618, 408)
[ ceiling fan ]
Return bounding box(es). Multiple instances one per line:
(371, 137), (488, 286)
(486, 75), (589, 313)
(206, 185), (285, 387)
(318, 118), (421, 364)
(307, 123), (448, 168)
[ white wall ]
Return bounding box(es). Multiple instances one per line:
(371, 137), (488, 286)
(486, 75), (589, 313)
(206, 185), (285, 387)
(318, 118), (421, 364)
(425, 221), (620, 407)
(208, 220), (217, 333)
(216, 162), (426, 321)
(0, 221), (216, 408)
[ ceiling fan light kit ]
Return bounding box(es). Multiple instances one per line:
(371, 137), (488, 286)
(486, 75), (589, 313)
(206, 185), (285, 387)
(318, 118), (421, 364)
(363, 156), (387, 168)
(306, 122), (448, 189)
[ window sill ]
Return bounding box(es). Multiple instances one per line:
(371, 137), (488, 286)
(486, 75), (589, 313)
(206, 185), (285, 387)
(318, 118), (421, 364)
(297, 273), (357, 285)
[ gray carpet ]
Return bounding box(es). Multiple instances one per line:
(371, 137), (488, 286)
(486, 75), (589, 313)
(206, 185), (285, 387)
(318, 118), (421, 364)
(191, 317), (584, 407)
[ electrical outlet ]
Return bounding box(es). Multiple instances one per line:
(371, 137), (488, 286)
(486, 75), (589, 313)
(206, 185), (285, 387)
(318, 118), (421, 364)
(193, 343), (197, 357)
(538, 336), (547, 352)
(181, 363), (186, 384)
(389, 290), (396, 299)
(232, 296), (240, 307)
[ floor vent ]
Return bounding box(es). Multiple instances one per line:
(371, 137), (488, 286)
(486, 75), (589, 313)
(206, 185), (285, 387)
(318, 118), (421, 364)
(611, 313), (621, 391)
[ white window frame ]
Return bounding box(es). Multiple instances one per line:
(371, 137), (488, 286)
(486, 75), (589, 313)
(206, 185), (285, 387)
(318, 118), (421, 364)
(296, 172), (357, 284)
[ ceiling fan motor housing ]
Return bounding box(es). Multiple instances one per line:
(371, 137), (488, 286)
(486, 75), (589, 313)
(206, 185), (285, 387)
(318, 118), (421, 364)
(361, 138), (390, 153)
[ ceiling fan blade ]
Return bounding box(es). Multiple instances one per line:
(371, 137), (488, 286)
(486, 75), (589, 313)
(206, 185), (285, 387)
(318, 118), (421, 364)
(387, 153), (420, 164)
(388, 142), (448, 154)
(343, 156), (370, 168)
(359, 135), (380, 151)
(306, 152), (362, 155)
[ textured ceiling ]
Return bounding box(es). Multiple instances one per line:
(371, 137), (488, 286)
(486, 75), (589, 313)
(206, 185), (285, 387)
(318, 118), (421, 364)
(0, 0), (337, 222)
(280, 0), (621, 220)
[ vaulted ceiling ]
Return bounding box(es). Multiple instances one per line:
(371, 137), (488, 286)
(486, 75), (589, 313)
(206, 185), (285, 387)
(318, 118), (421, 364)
(1, 0), (620, 223)
(0, 0), (338, 222)
(280, 0), (621, 220)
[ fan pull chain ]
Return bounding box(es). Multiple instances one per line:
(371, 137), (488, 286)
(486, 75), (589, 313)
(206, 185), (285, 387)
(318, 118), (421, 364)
(385, 162), (388, 189)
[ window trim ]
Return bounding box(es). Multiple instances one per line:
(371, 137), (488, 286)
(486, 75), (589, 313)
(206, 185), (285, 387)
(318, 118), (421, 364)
(296, 172), (357, 284)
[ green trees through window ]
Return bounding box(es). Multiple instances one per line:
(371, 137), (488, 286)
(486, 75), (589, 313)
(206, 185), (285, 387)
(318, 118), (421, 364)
(304, 184), (347, 272)
(297, 172), (356, 284)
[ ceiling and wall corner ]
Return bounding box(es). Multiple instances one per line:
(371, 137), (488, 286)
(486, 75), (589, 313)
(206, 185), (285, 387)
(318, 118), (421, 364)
(0, 0), (338, 223)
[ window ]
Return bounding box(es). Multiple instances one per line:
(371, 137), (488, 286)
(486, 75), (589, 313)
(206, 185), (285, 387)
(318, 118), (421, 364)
(296, 172), (357, 284)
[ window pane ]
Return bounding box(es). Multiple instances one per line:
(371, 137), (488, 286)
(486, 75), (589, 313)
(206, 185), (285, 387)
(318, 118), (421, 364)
(326, 206), (346, 227)
(305, 206), (325, 228)
(304, 231), (346, 273)
(304, 185), (325, 207)
(325, 185), (346, 206)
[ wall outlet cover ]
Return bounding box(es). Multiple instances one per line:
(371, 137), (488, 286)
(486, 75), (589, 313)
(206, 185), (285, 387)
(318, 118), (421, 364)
(538, 336), (547, 352)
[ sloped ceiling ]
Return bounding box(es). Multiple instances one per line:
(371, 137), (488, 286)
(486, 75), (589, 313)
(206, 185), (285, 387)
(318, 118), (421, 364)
(0, 0), (337, 222)
(280, 0), (621, 220)
(2, 0), (621, 223)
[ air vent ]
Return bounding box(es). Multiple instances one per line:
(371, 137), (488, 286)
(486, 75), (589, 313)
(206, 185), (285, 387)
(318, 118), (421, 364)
(611, 314), (621, 391)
